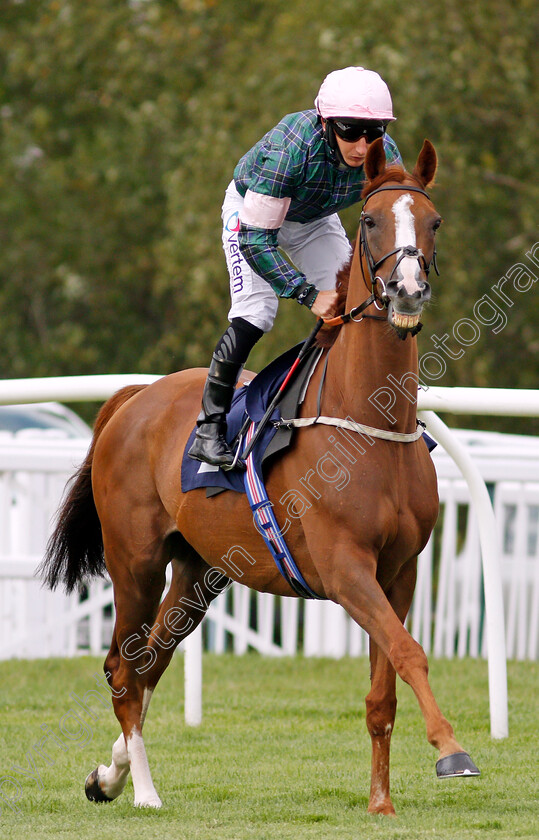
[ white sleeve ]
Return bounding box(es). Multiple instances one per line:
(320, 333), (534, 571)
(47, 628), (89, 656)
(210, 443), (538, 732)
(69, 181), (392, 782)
(240, 189), (291, 229)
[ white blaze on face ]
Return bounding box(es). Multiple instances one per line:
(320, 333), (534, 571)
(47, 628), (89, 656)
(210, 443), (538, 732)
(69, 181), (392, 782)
(392, 194), (420, 291)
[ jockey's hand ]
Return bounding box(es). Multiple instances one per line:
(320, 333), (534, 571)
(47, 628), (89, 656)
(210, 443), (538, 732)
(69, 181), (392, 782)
(311, 289), (339, 320)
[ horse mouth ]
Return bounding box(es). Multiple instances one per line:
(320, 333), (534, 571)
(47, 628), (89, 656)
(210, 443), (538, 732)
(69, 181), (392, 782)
(389, 309), (421, 330)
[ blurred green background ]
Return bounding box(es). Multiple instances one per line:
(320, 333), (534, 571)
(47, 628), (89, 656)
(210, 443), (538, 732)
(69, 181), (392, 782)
(1, 0), (537, 429)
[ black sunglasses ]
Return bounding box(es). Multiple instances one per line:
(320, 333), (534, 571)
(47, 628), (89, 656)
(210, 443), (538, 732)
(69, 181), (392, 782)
(330, 119), (387, 144)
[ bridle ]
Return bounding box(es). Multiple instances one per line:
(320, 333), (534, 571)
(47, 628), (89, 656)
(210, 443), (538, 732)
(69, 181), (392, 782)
(324, 184), (440, 330)
(360, 185), (439, 291)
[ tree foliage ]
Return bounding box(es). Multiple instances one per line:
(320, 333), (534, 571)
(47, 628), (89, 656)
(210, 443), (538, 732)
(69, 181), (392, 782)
(0, 0), (537, 430)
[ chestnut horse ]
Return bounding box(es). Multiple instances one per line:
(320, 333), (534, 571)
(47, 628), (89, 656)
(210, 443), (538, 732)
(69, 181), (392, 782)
(40, 139), (479, 816)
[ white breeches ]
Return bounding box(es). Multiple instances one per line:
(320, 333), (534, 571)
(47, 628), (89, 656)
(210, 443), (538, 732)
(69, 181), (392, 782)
(222, 181), (352, 332)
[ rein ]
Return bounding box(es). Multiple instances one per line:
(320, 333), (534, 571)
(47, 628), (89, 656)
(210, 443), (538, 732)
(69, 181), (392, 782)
(322, 292), (378, 327)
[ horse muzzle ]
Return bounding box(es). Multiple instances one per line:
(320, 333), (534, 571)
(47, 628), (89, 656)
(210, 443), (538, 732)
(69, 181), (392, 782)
(383, 277), (431, 334)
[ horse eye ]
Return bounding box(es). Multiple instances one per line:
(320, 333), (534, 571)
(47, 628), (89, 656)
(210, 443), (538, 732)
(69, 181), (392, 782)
(433, 218), (442, 232)
(364, 216), (376, 229)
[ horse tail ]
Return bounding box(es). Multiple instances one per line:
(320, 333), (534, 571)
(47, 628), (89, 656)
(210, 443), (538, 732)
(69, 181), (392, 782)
(39, 385), (148, 593)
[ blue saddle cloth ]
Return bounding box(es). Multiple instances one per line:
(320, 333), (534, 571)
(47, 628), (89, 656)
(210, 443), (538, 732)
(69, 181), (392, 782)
(181, 343), (307, 495)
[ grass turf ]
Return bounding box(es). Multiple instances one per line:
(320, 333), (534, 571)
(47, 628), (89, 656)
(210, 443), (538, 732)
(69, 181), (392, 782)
(0, 655), (537, 839)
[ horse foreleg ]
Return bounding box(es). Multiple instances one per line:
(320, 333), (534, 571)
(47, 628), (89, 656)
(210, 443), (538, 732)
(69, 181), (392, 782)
(365, 560), (417, 816)
(332, 553), (479, 804)
(366, 644), (396, 815)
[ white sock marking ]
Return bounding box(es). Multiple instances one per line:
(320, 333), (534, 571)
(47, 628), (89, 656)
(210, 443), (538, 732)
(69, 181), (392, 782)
(98, 733), (130, 799)
(127, 727), (162, 808)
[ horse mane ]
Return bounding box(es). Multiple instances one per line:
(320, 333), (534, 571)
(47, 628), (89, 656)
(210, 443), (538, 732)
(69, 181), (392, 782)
(316, 165), (426, 349)
(316, 253), (357, 349)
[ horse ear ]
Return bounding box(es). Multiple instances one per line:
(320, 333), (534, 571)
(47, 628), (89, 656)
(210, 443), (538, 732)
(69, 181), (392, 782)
(412, 139), (438, 188)
(364, 137), (387, 182)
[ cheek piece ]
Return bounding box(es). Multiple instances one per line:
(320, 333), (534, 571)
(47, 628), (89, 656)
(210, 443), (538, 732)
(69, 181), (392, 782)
(322, 121), (350, 170)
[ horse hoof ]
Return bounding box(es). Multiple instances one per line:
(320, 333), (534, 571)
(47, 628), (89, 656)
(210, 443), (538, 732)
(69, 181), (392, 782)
(436, 752), (480, 778)
(134, 794), (162, 808)
(85, 768), (114, 803)
(367, 801), (396, 816)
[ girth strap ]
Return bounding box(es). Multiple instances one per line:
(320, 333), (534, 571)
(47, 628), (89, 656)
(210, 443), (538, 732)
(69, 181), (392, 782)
(276, 415), (425, 443)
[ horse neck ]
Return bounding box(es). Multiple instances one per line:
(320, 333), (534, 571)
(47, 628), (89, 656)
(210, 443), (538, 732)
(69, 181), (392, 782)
(326, 251), (420, 434)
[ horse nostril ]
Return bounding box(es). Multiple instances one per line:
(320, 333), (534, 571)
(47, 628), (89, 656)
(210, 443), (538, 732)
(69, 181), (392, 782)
(388, 280), (430, 301)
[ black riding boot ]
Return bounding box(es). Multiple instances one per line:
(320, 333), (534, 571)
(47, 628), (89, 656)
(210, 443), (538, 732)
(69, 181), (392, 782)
(188, 354), (243, 469)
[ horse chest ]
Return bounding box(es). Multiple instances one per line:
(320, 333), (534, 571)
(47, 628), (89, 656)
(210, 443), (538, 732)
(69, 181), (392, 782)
(384, 467), (439, 564)
(332, 445), (437, 552)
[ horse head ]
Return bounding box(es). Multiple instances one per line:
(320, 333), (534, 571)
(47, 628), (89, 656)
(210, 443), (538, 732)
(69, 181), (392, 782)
(361, 139), (442, 338)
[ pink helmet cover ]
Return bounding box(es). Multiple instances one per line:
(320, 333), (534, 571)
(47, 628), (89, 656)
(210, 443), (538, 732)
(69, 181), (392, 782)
(315, 66), (396, 122)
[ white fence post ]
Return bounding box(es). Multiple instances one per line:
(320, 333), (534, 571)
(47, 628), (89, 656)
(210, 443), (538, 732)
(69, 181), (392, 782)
(184, 625), (202, 726)
(419, 410), (509, 739)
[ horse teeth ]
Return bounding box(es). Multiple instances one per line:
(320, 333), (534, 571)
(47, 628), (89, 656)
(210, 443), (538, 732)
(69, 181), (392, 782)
(393, 312), (419, 328)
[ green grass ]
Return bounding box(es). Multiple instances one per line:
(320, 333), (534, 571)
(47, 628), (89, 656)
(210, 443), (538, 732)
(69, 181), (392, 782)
(0, 655), (537, 839)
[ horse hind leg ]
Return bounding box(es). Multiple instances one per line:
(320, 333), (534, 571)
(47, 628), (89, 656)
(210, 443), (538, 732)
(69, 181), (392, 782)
(142, 544), (230, 695)
(85, 614), (164, 807)
(85, 634), (161, 804)
(85, 735), (130, 804)
(86, 540), (228, 808)
(82, 526), (170, 808)
(84, 634), (131, 804)
(114, 549), (228, 808)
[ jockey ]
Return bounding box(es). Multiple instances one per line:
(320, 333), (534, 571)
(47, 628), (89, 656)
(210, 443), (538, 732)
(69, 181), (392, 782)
(189, 66), (402, 469)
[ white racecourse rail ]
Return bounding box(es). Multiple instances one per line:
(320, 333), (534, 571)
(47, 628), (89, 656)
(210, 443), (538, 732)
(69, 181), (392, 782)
(1, 376), (539, 738)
